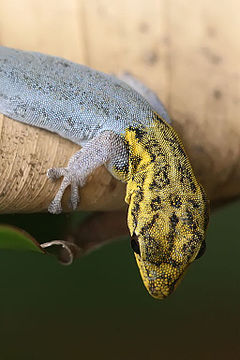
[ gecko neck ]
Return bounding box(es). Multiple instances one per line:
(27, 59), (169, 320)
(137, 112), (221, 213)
(124, 114), (200, 200)
(123, 114), (205, 234)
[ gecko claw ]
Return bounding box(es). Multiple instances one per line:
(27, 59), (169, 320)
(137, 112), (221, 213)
(48, 200), (63, 214)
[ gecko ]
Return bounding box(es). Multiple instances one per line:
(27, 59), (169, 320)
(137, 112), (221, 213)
(0, 46), (209, 299)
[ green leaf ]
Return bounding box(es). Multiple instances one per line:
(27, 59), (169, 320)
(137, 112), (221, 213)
(0, 225), (45, 253)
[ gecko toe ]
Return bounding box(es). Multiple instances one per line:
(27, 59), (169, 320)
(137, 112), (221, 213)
(48, 200), (63, 214)
(47, 167), (66, 180)
(69, 182), (80, 210)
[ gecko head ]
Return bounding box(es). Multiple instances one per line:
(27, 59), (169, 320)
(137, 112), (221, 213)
(128, 188), (209, 299)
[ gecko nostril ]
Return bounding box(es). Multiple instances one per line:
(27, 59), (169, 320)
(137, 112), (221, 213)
(130, 233), (141, 256)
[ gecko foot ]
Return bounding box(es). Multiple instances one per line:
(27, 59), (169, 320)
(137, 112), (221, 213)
(47, 168), (80, 214)
(48, 199), (63, 214)
(45, 131), (128, 214)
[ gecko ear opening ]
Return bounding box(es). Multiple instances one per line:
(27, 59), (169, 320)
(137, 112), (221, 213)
(130, 233), (141, 256)
(194, 240), (206, 260)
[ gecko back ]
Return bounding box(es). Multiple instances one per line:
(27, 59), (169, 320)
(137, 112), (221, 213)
(0, 46), (162, 144)
(0, 46), (209, 299)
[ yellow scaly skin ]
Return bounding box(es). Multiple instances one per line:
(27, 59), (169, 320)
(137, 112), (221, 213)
(0, 46), (208, 298)
(115, 113), (209, 299)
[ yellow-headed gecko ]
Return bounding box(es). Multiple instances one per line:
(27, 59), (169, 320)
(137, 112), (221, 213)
(0, 46), (209, 299)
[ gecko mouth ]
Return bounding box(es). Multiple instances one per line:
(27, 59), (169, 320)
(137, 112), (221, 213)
(147, 267), (186, 299)
(134, 255), (188, 299)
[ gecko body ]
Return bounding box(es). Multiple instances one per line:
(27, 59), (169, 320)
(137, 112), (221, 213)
(0, 46), (209, 299)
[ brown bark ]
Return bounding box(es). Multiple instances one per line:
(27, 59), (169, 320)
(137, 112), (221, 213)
(0, 0), (240, 214)
(0, 108), (239, 214)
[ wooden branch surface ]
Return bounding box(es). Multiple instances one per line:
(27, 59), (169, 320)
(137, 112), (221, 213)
(0, 0), (239, 213)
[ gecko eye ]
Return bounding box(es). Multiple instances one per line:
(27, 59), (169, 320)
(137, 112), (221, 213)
(130, 233), (141, 256)
(195, 240), (206, 260)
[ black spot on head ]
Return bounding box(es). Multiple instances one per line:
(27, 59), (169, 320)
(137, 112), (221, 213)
(130, 190), (143, 228)
(131, 212), (138, 229)
(182, 243), (187, 252)
(128, 127), (145, 141)
(133, 202), (140, 213)
(130, 154), (142, 173)
(182, 208), (198, 231)
(149, 165), (170, 190)
(189, 199), (200, 209)
(149, 152), (156, 162)
(190, 182), (197, 192)
(150, 260), (161, 267)
(177, 163), (197, 193)
(140, 214), (159, 244)
(170, 213), (179, 229)
(170, 195), (182, 208)
(135, 188), (144, 202)
(186, 209), (194, 223)
(150, 196), (162, 211)
(141, 214), (159, 233)
(149, 180), (158, 191)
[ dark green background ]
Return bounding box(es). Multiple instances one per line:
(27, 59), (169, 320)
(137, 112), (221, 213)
(0, 201), (239, 360)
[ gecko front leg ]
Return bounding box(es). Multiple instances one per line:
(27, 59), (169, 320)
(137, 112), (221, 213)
(47, 130), (128, 214)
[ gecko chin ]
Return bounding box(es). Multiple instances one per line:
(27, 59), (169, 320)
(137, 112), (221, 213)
(134, 255), (188, 299)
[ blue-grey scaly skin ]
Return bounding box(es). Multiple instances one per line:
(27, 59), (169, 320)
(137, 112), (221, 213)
(0, 46), (209, 299)
(0, 46), (169, 145)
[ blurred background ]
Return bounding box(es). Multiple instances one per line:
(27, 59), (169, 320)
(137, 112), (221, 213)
(0, 0), (240, 359)
(0, 202), (240, 359)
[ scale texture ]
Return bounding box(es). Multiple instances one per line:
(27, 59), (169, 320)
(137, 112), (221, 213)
(0, 46), (169, 144)
(0, 46), (209, 299)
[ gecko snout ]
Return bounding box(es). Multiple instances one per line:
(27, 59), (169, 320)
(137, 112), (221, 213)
(135, 255), (189, 299)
